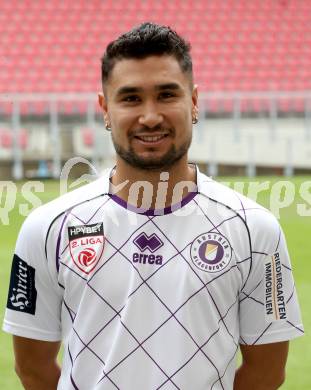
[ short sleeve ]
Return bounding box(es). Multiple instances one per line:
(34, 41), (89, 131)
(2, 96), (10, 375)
(238, 211), (304, 345)
(3, 208), (62, 341)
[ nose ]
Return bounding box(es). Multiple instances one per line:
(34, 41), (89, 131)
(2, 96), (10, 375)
(138, 102), (163, 128)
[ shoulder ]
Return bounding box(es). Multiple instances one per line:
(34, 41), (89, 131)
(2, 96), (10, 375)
(197, 172), (282, 253)
(17, 173), (110, 248)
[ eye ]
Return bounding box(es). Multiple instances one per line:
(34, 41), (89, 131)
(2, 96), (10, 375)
(122, 95), (140, 103)
(159, 92), (176, 100)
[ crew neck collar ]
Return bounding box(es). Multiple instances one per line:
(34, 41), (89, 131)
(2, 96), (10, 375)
(107, 164), (201, 216)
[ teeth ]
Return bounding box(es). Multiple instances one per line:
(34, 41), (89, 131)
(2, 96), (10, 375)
(139, 135), (166, 142)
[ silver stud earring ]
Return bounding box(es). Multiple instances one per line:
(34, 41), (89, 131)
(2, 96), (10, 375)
(192, 116), (198, 124)
(105, 121), (111, 131)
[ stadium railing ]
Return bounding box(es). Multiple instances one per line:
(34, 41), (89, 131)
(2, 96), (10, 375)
(0, 91), (310, 179)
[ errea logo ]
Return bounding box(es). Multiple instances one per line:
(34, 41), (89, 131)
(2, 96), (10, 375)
(132, 232), (163, 265)
(134, 232), (163, 252)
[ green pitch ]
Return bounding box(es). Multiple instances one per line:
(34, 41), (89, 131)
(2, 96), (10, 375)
(0, 177), (310, 389)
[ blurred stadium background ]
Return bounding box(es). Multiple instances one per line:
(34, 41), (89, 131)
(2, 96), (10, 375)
(0, 0), (311, 179)
(0, 0), (310, 389)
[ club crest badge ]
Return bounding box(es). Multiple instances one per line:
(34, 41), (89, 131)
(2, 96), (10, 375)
(68, 223), (104, 274)
(190, 232), (232, 273)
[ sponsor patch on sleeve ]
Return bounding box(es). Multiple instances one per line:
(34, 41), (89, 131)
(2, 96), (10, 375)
(264, 252), (287, 321)
(7, 254), (37, 315)
(68, 223), (105, 274)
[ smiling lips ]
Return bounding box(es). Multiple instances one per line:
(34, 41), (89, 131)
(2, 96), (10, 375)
(134, 133), (169, 144)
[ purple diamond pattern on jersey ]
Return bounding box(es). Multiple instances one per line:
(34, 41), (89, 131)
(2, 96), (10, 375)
(133, 232), (164, 253)
(56, 195), (243, 389)
(53, 187), (303, 390)
(56, 193), (244, 390)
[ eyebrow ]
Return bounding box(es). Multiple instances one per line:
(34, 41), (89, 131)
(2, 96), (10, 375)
(116, 83), (182, 96)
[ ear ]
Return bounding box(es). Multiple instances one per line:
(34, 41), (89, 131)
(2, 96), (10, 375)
(192, 84), (199, 116)
(98, 92), (108, 114)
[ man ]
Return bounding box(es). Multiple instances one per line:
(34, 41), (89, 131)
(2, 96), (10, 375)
(3, 22), (303, 389)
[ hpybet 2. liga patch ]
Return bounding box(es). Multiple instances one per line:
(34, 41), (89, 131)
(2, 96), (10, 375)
(68, 222), (105, 274)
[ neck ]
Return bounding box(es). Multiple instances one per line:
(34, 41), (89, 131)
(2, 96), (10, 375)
(110, 157), (197, 209)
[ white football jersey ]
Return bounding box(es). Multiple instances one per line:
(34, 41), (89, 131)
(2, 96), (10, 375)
(3, 167), (304, 390)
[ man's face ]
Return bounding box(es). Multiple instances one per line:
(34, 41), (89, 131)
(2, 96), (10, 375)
(99, 55), (198, 170)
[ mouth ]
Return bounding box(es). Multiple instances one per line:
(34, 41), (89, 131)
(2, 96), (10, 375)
(134, 133), (170, 145)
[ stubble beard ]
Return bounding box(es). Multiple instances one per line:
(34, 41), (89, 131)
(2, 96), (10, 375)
(112, 133), (192, 171)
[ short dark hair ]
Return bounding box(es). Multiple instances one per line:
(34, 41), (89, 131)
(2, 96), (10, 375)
(101, 22), (193, 87)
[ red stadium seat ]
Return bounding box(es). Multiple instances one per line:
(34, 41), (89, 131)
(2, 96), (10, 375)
(0, 129), (12, 148)
(82, 128), (94, 147)
(0, 128), (28, 149)
(1, 0), (310, 113)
